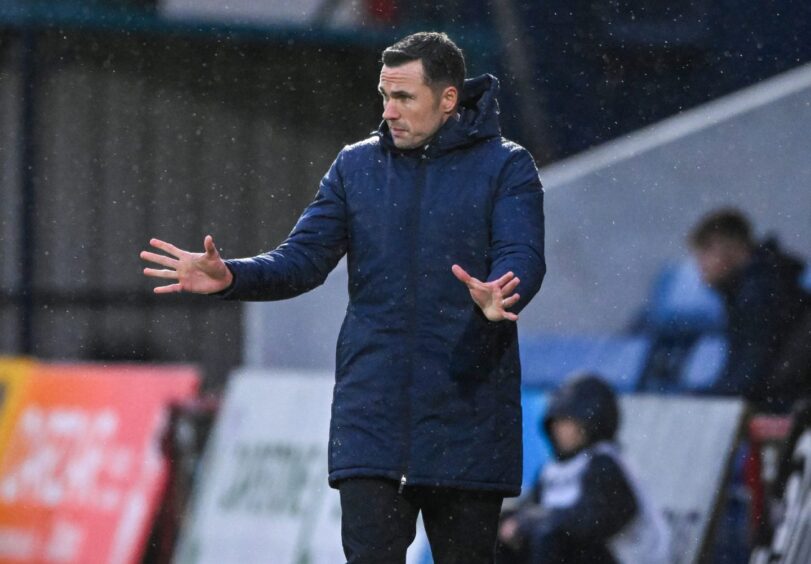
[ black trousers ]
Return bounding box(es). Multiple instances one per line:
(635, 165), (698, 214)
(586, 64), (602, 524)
(338, 477), (504, 564)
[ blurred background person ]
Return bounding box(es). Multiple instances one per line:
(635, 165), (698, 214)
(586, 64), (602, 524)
(497, 374), (670, 564)
(688, 208), (811, 412)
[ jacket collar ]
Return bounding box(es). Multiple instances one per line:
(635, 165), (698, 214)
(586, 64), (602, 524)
(376, 74), (502, 158)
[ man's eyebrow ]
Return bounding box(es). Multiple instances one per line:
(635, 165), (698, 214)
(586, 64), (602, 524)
(378, 85), (414, 98)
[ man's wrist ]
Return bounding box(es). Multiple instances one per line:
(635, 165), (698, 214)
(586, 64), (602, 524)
(212, 264), (236, 296)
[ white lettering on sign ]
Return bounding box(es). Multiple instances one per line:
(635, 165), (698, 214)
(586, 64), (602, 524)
(0, 526), (39, 558)
(218, 442), (320, 516)
(44, 519), (83, 562)
(0, 406), (134, 511)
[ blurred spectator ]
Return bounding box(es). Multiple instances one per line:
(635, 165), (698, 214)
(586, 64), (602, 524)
(688, 209), (811, 412)
(497, 374), (670, 564)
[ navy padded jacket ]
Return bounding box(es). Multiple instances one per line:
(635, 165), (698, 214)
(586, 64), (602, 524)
(221, 74), (545, 495)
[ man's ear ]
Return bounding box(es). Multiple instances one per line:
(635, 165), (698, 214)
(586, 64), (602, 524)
(440, 86), (458, 115)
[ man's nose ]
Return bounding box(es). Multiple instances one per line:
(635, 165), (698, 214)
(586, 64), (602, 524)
(382, 101), (398, 121)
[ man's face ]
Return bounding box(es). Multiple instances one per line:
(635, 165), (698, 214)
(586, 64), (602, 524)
(692, 236), (749, 288)
(378, 60), (453, 150)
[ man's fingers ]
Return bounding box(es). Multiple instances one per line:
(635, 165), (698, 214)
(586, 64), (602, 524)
(454, 265), (521, 323)
(452, 265), (488, 291)
(140, 251), (180, 269)
(493, 271), (515, 287)
(143, 268), (179, 280)
(153, 283), (183, 294)
(502, 293), (521, 308)
(149, 238), (185, 258)
(501, 276), (520, 296)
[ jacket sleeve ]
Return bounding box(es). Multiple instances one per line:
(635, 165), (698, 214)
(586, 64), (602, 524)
(519, 454), (638, 544)
(487, 147), (546, 314)
(710, 274), (781, 399)
(218, 151), (349, 301)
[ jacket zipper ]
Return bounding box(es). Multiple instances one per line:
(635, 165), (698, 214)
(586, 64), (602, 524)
(400, 145), (429, 494)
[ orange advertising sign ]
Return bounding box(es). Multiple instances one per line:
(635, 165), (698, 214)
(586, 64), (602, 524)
(0, 359), (33, 457)
(0, 363), (199, 563)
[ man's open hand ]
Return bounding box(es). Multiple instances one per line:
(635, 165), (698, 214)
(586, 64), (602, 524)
(451, 265), (520, 322)
(140, 235), (233, 294)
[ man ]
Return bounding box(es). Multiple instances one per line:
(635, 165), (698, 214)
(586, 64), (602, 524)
(688, 208), (811, 412)
(141, 32), (546, 562)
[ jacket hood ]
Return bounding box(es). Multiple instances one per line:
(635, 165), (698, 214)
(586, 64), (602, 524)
(719, 237), (806, 300)
(543, 374), (620, 455)
(756, 238), (806, 288)
(377, 73), (502, 157)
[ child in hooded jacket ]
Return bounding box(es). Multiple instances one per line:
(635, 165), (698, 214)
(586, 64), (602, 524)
(497, 374), (670, 564)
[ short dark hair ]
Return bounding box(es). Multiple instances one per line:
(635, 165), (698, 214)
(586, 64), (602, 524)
(689, 208), (754, 248)
(382, 32), (466, 94)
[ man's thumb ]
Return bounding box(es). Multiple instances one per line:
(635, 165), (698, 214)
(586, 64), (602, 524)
(204, 235), (218, 257)
(451, 264), (470, 284)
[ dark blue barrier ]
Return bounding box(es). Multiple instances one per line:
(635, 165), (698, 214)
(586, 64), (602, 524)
(520, 334), (651, 392)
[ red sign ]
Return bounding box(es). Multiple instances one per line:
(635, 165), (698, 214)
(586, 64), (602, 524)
(0, 363), (198, 563)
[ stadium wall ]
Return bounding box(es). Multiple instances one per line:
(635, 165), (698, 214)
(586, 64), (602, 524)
(521, 61), (811, 333)
(0, 30), (381, 386)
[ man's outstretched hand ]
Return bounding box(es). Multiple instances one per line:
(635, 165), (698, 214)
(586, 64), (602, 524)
(451, 265), (520, 322)
(140, 235), (233, 294)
